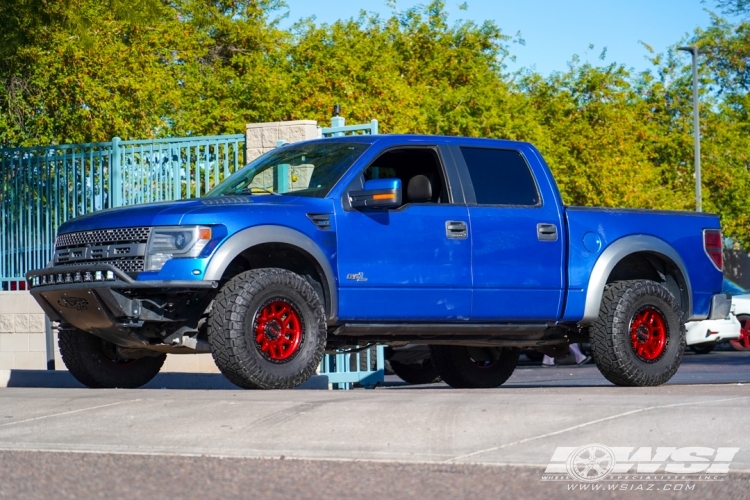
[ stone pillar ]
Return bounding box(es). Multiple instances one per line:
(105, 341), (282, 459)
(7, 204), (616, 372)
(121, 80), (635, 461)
(245, 120), (320, 162)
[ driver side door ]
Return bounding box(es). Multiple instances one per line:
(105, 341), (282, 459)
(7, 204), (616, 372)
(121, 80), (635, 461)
(334, 146), (472, 322)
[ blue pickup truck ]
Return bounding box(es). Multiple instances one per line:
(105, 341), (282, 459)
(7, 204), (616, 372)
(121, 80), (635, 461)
(26, 135), (729, 389)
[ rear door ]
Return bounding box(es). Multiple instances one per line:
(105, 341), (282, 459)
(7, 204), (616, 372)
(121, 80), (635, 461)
(451, 145), (565, 321)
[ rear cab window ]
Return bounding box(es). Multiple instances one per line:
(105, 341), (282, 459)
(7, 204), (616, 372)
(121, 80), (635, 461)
(459, 147), (540, 206)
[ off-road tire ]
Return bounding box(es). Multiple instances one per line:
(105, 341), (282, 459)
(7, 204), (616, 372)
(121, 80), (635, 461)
(590, 280), (685, 387)
(523, 350), (544, 362)
(208, 268), (326, 389)
(429, 345), (520, 388)
(58, 327), (166, 389)
(390, 359), (442, 385)
(688, 343), (716, 355)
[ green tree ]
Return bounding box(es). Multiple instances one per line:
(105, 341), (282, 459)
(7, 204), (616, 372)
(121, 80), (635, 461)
(0, 0), (748, 247)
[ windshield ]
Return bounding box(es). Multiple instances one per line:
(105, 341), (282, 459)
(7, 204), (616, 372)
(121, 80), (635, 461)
(722, 278), (748, 296)
(206, 142), (370, 198)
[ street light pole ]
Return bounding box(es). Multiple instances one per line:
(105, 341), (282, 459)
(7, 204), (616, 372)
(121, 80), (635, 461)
(677, 46), (701, 212)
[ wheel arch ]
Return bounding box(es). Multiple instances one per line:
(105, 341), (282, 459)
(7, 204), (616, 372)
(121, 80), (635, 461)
(203, 226), (338, 323)
(581, 235), (692, 323)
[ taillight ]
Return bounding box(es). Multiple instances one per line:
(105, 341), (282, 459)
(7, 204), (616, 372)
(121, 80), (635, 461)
(704, 229), (723, 271)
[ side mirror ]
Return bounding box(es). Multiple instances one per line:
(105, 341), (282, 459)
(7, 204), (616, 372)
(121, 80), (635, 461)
(349, 178), (402, 209)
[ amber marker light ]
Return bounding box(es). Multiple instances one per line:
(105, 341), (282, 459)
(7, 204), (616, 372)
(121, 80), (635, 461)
(198, 228), (212, 240)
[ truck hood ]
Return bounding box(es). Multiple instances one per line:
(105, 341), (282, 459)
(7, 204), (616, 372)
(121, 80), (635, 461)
(57, 195), (312, 234)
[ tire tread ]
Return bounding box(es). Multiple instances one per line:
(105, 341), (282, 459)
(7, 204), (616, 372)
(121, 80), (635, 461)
(590, 280), (685, 387)
(430, 345), (519, 389)
(208, 268), (326, 389)
(58, 327), (165, 389)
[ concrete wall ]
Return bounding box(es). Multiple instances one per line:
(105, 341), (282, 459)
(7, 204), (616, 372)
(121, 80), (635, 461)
(161, 352), (220, 373)
(0, 292), (48, 370)
(0, 290), (219, 372)
(245, 120), (319, 162)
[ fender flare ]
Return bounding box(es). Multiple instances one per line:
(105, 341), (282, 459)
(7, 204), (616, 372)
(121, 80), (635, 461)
(581, 235), (692, 323)
(203, 225), (338, 322)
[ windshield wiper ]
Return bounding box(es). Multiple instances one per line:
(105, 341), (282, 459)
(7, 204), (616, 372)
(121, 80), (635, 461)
(235, 187), (282, 197)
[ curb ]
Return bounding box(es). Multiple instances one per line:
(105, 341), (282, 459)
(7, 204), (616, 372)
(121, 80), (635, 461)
(0, 370), (330, 390)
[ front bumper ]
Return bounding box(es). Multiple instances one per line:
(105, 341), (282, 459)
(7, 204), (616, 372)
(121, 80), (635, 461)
(26, 264), (218, 348)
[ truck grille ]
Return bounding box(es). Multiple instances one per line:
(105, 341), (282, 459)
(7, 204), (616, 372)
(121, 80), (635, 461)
(63, 258), (145, 274)
(54, 227), (151, 275)
(55, 227), (151, 248)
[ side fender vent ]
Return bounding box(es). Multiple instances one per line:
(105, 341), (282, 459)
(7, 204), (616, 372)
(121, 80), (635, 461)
(307, 213), (332, 231)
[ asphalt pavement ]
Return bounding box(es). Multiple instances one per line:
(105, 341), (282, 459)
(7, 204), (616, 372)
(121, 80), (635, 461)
(0, 349), (748, 499)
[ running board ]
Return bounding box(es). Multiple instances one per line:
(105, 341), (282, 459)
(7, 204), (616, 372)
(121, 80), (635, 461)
(332, 323), (553, 339)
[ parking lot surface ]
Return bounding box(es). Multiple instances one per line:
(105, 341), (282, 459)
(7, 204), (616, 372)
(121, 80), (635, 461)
(0, 350), (748, 498)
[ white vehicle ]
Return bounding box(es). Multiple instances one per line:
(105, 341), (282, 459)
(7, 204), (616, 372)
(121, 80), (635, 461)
(686, 312), (741, 354)
(728, 288), (750, 351)
(686, 279), (748, 354)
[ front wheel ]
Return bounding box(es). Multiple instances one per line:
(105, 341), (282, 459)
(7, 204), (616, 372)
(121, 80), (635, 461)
(590, 280), (685, 387)
(208, 268), (327, 389)
(58, 327), (165, 388)
(429, 345), (519, 388)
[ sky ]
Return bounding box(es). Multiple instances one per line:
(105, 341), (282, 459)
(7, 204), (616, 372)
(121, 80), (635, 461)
(279, 0), (737, 75)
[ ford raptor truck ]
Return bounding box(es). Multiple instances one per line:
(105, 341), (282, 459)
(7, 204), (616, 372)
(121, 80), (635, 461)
(26, 135), (729, 389)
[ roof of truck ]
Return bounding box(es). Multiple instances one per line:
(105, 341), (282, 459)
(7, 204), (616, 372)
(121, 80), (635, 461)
(300, 134), (535, 149)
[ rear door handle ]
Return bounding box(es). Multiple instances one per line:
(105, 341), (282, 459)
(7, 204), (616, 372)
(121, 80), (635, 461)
(446, 221), (468, 240)
(537, 223), (558, 242)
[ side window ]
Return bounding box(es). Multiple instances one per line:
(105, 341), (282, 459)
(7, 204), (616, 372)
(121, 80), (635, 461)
(363, 148), (449, 204)
(460, 147), (540, 206)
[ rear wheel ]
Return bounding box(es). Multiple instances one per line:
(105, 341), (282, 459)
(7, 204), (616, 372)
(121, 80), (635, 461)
(730, 315), (750, 351)
(58, 327), (165, 389)
(429, 345), (519, 388)
(590, 280), (685, 387)
(688, 343), (716, 355)
(208, 268), (326, 389)
(523, 349), (544, 362)
(390, 359), (441, 385)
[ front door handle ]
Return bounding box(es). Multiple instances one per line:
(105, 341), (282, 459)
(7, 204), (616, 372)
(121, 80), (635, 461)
(446, 221), (468, 240)
(537, 223), (558, 242)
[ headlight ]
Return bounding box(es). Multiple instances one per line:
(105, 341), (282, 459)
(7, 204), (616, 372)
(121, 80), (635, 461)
(145, 226), (212, 271)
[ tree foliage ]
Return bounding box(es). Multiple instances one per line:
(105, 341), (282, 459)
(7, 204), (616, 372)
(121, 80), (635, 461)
(0, 0), (749, 246)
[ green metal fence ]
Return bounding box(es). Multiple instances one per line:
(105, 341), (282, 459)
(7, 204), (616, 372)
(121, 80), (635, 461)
(113, 135), (246, 206)
(0, 134), (246, 288)
(321, 345), (385, 390)
(0, 118), (380, 288)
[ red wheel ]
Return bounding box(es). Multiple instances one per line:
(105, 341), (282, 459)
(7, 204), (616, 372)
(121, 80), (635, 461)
(253, 299), (303, 362)
(630, 306), (668, 362)
(730, 315), (750, 351)
(209, 269), (326, 390)
(591, 280), (684, 387)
